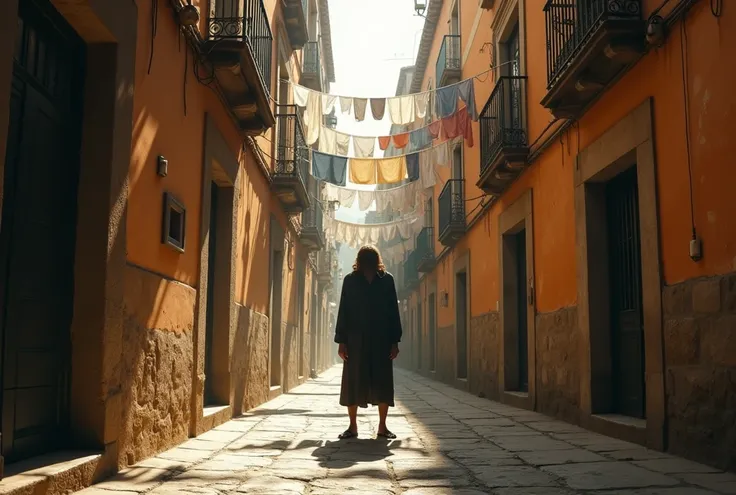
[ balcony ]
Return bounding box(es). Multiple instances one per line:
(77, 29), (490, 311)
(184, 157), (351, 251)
(438, 179), (466, 246)
(415, 227), (436, 273)
(283, 0), (309, 49)
(301, 41), (323, 91)
(477, 76), (529, 196)
(300, 203), (325, 251)
(541, 0), (645, 118)
(272, 105), (310, 213)
(317, 249), (333, 285)
(404, 251), (419, 292)
(436, 35), (461, 87)
(206, 0), (275, 135)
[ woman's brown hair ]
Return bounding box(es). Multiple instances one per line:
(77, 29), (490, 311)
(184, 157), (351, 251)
(352, 245), (385, 273)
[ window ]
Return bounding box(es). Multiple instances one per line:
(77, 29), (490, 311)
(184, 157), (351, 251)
(162, 192), (186, 252)
(452, 144), (463, 180)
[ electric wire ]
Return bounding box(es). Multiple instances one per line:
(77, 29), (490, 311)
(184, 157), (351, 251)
(147, 0), (159, 74)
(679, 16), (698, 242)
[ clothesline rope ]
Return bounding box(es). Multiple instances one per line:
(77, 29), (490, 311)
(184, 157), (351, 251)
(290, 65), (503, 100)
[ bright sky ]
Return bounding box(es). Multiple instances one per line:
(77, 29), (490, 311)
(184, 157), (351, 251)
(327, 0), (425, 223)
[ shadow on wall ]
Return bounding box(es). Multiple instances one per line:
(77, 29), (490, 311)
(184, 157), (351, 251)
(231, 304), (270, 415)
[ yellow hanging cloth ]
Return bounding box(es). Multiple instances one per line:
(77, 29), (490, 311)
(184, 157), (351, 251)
(377, 156), (408, 184)
(349, 158), (377, 185)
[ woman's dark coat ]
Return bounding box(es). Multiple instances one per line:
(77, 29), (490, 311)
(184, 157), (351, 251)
(334, 270), (403, 407)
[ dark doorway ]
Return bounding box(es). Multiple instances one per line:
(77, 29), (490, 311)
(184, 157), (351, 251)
(204, 182), (219, 405)
(0, 0), (85, 462)
(606, 166), (645, 418)
(515, 229), (529, 393)
(270, 250), (284, 387)
(456, 272), (468, 379)
(428, 292), (436, 372)
(417, 302), (423, 370)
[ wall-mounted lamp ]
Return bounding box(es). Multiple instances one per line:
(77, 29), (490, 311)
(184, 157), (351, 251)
(178, 1), (200, 27)
(414, 0), (427, 17)
(157, 155), (168, 177)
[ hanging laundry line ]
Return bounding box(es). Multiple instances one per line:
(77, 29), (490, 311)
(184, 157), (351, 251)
(291, 65), (498, 101)
(324, 208), (425, 249)
(312, 120), (471, 187)
(294, 77), (479, 136)
(316, 105), (471, 157)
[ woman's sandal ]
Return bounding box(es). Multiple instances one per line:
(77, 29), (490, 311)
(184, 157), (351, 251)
(338, 429), (357, 439)
(376, 430), (397, 439)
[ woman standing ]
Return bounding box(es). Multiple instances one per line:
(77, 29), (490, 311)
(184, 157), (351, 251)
(334, 245), (402, 439)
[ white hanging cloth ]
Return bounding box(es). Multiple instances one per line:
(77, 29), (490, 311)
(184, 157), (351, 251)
(388, 95), (416, 125)
(304, 90), (321, 145)
(352, 136), (376, 158)
(340, 96), (353, 114)
(414, 92), (430, 120)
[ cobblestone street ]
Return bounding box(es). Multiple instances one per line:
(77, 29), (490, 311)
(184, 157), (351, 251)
(81, 368), (736, 495)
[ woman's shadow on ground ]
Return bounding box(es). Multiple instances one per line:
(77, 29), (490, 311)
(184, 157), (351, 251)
(311, 437), (403, 469)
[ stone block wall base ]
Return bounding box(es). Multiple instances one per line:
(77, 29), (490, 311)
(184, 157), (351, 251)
(195, 406), (233, 437)
(0, 452), (102, 495)
(662, 271), (736, 472)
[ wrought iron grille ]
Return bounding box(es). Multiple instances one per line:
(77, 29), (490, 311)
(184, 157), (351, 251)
(208, 0), (274, 94)
(303, 41), (321, 79)
(318, 248), (332, 275)
(544, 0), (641, 87)
(275, 105), (309, 184)
(436, 35), (461, 85)
(416, 227), (435, 263)
(302, 202), (324, 233)
(438, 179), (465, 237)
(480, 76), (528, 175)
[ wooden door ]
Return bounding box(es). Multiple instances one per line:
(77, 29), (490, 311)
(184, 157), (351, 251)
(606, 166), (646, 418)
(0, 0), (85, 461)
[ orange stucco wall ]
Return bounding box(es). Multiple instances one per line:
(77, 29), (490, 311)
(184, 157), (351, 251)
(128, 0), (312, 314)
(414, 0), (735, 331)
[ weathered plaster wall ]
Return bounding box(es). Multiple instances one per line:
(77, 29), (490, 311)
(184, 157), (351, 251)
(120, 264), (195, 467)
(662, 272), (736, 472)
(468, 312), (500, 400)
(535, 306), (579, 424)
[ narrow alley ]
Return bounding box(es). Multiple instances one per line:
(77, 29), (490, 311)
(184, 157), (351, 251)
(77, 368), (735, 495)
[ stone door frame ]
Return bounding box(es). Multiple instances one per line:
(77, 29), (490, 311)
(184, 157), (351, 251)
(498, 189), (537, 410)
(574, 97), (665, 450)
(191, 115), (239, 436)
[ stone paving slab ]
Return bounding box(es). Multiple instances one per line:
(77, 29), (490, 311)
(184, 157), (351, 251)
(76, 367), (734, 495)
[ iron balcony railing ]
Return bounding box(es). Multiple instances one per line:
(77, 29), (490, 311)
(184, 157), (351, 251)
(302, 202), (324, 234)
(275, 105), (309, 184)
(416, 227), (435, 263)
(480, 76), (528, 175)
(303, 41), (321, 80)
(544, 0), (642, 87)
(208, 0), (274, 95)
(317, 248), (332, 276)
(436, 35), (461, 85)
(438, 179), (465, 237)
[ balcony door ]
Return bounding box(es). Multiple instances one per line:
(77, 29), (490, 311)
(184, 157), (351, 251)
(506, 25), (522, 130)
